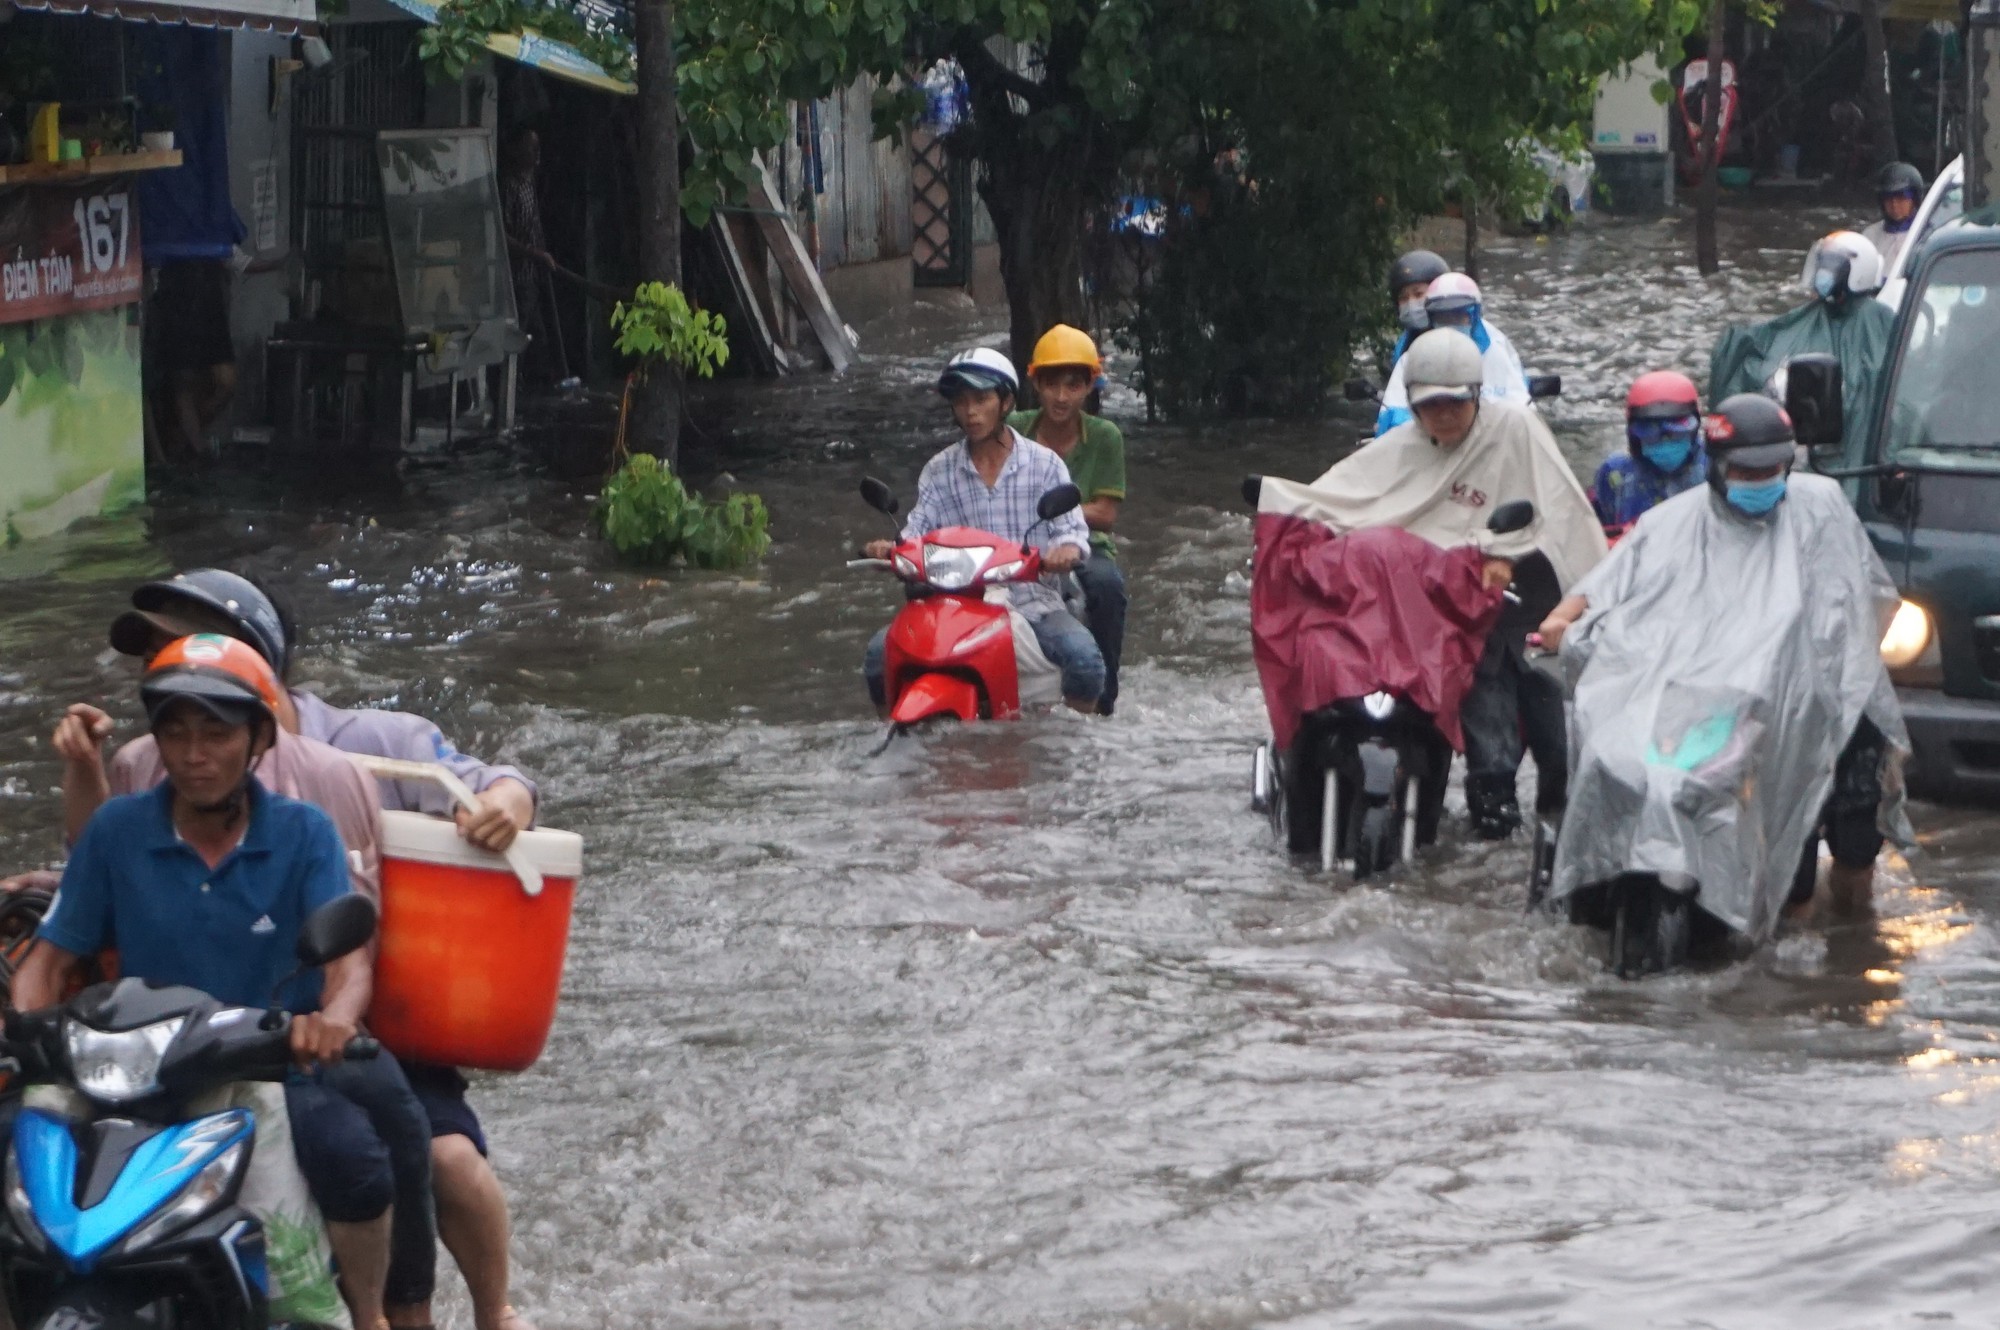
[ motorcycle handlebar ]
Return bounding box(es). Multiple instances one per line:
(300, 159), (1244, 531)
(346, 1036), (380, 1061)
(846, 558), (893, 570)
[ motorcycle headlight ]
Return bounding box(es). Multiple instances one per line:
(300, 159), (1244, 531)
(981, 558), (1025, 584)
(115, 1140), (246, 1256)
(922, 545), (992, 591)
(1363, 691), (1398, 721)
(1880, 600), (1936, 671)
(5, 1147), (46, 1253)
(66, 1016), (184, 1105)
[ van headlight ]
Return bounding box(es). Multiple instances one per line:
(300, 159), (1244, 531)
(1880, 600), (1936, 670)
(66, 1016), (184, 1105)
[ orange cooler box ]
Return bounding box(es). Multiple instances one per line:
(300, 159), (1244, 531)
(370, 810), (585, 1071)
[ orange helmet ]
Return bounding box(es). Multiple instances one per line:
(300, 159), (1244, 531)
(140, 634), (282, 735)
(1027, 324), (1104, 378)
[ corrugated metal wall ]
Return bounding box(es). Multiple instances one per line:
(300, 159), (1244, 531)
(778, 77), (914, 271)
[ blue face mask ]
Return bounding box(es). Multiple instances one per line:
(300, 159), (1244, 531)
(1641, 437), (1694, 473)
(1725, 475), (1788, 517)
(1397, 299), (1429, 331)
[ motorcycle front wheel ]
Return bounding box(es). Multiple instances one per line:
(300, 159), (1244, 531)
(1609, 876), (1693, 978)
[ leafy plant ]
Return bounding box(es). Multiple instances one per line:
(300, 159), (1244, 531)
(596, 453), (771, 570)
(610, 281), (730, 381)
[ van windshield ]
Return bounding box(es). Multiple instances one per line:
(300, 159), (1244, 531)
(1883, 246), (2000, 472)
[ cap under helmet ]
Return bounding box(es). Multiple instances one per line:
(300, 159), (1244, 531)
(121, 569), (291, 675)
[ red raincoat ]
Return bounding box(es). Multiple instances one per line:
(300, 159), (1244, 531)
(1251, 518), (1505, 752)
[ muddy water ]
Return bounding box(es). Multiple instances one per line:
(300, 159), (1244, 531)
(5, 204), (2000, 1329)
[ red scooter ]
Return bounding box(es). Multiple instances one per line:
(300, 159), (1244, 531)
(852, 476), (1084, 730)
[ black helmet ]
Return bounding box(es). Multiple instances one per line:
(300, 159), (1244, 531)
(1877, 161), (1924, 198)
(1389, 249), (1450, 297)
(110, 569), (291, 675)
(1702, 393), (1795, 493)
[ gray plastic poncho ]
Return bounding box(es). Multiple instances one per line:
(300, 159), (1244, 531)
(1551, 473), (1912, 942)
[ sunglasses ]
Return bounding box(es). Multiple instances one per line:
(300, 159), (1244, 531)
(1629, 415), (1700, 445)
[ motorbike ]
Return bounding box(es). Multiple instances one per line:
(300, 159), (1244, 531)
(0, 895), (381, 1330)
(851, 476), (1085, 732)
(1522, 633), (1740, 977)
(1250, 493), (1539, 879)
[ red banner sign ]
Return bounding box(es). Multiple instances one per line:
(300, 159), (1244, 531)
(0, 180), (145, 326)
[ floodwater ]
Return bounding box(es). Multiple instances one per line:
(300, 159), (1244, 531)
(6, 203), (2000, 1329)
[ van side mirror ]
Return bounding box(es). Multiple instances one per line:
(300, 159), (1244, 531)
(1784, 353), (1843, 448)
(1037, 483), (1083, 522)
(1486, 499), (1537, 534)
(296, 895), (378, 970)
(1527, 374), (1562, 401)
(1344, 377), (1381, 403)
(1241, 475), (1263, 508)
(859, 477), (900, 516)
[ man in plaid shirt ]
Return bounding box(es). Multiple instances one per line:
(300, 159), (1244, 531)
(863, 348), (1106, 714)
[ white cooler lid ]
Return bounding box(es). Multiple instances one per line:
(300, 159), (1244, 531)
(379, 809), (584, 877)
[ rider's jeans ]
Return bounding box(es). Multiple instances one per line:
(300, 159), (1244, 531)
(1072, 553), (1128, 715)
(286, 1049), (438, 1307)
(865, 609), (1106, 706)
(1460, 629), (1568, 822)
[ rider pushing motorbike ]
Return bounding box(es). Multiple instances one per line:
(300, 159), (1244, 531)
(1538, 394), (1912, 949)
(862, 349), (1104, 715)
(1258, 330), (1606, 837)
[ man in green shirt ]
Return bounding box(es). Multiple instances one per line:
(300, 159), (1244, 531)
(1011, 324), (1129, 715)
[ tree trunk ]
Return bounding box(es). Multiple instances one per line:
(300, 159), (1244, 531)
(632, 0), (682, 468)
(1695, 0), (1727, 276)
(1858, 0), (1901, 171)
(978, 156), (1091, 377)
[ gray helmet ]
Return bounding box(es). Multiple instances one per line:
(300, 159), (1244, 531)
(1877, 161), (1924, 199)
(1403, 329), (1485, 406)
(1389, 249), (1449, 297)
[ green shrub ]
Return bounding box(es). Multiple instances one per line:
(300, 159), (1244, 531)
(596, 454), (770, 570)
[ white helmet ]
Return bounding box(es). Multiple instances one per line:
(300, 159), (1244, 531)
(1800, 230), (1884, 301)
(1423, 271), (1483, 317)
(938, 346), (1020, 398)
(1403, 328), (1485, 405)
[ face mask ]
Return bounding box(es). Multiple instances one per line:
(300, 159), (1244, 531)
(1397, 299), (1429, 331)
(1812, 267), (1840, 300)
(1641, 438), (1693, 473)
(1725, 475), (1788, 517)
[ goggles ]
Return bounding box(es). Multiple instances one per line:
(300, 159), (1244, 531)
(1627, 414), (1700, 445)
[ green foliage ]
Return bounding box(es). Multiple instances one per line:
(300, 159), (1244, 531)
(597, 454), (772, 569)
(610, 281), (731, 380)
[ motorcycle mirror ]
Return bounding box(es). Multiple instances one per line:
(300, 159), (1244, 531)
(859, 477), (900, 516)
(1527, 374), (1562, 401)
(1037, 483), (1083, 522)
(1784, 353), (1843, 449)
(295, 895), (378, 970)
(1486, 499), (1537, 534)
(1241, 474), (1263, 508)
(1343, 377), (1381, 403)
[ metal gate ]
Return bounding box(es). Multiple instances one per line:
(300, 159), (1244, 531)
(910, 127), (970, 288)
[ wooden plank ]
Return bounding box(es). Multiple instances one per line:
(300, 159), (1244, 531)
(0, 150), (183, 185)
(708, 219), (786, 377)
(746, 155), (856, 374)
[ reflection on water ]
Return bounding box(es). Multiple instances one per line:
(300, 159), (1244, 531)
(5, 205), (2000, 1328)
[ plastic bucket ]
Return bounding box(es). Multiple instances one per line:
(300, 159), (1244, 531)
(370, 810), (584, 1071)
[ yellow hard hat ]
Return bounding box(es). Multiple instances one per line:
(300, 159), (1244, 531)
(1028, 324), (1103, 377)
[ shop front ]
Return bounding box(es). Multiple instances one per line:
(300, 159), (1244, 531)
(0, 0), (313, 543)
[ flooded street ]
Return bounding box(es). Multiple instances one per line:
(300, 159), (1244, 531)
(6, 203), (2000, 1328)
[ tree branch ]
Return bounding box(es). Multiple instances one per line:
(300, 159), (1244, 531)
(953, 32), (1048, 113)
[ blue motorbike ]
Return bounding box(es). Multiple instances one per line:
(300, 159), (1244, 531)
(0, 895), (378, 1329)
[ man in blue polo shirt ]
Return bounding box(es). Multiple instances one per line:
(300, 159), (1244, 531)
(11, 635), (386, 1330)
